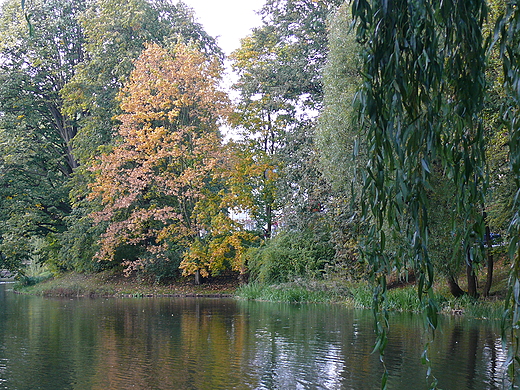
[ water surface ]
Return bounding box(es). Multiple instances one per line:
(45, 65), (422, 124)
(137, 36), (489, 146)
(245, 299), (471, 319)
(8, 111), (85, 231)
(0, 283), (512, 389)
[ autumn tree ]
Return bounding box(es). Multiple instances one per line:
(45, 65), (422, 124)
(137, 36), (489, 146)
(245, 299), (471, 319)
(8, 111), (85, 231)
(57, 0), (222, 273)
(89, 43), (249, 282)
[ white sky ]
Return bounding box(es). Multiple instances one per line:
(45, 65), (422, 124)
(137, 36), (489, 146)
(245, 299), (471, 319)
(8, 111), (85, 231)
(182, 0), (265, 56)
(181, 0), (266, 137)
(182, 0), (265, 94)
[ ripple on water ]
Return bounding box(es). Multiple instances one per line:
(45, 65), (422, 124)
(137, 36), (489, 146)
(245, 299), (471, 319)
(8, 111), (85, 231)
(0, 358), (8, 389)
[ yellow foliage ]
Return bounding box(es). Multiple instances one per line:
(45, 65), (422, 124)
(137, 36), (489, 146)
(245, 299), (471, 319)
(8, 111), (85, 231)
(88, 42), (236, 274)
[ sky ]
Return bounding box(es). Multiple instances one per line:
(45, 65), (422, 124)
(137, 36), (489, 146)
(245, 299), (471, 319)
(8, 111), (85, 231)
(181, 0), (265, 56)
(179, 0), (267, 135)
(179, 0), (266, 105)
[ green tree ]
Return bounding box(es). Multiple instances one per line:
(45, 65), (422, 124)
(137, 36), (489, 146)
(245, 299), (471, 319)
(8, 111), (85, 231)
(349, 0), (488, 385)
(317, 4), (366, 274)
(321, 4), (498, 296)
(231, 0), (342, 242)
(0, 0), (86, 273)
(495, 0), (520, 380)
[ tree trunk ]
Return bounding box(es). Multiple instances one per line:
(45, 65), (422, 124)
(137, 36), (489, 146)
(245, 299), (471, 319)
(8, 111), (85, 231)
(194, 269), (201, 285)
(447, 275), (465, 298)
(466, 246), (478, 298)
(483, 212), (494, 297)
(265, 204), (272, 239)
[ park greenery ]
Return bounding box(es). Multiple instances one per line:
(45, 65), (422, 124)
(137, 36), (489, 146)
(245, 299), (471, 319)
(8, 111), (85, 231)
(3, 0), (520, 385)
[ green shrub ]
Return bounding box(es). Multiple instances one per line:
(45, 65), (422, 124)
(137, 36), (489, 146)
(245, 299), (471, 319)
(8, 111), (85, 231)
(15, 271), (53, 288)
(246, 230), (334, 283)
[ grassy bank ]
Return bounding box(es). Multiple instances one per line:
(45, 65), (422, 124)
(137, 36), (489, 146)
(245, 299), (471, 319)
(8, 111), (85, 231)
(234, 280), (506, 320)
(234, 280), (349, 303)
(12, 270), (508, 320)
(13, 271), (238, 297)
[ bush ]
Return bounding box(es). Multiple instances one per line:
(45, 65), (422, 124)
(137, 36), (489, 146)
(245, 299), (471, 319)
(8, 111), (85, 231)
(16, 272), (53, 287)
(246, 230), (334, 284)
(140, 248), (183, 283)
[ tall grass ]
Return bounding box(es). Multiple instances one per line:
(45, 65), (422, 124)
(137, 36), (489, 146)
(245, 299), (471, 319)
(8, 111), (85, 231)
(439, 294), (505, 320)
(348, 284), (427, 312)
(235, 281), (343, 303)
(237, 281), (431, 308)
(239, 280), (456, 314)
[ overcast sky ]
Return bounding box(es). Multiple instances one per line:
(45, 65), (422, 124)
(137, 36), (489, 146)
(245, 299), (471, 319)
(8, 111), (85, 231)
(182, 0), (265, 56)
(179, 0), (266, 100)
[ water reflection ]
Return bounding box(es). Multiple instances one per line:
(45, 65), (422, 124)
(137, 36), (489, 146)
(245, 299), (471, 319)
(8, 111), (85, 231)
(0, 285), (514, 389)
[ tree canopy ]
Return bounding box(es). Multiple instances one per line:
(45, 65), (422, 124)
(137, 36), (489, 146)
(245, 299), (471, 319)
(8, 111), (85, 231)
(0, 0), (224, 274)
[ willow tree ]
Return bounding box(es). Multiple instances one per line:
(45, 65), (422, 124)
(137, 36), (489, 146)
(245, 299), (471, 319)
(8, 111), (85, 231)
(350, 0), (488, 386)
(496, 0), (520, 382)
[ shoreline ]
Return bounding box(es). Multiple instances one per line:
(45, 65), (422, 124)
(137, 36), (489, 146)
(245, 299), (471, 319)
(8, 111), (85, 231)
(8, 271), (508, 320)
(11, 271), (240, 299)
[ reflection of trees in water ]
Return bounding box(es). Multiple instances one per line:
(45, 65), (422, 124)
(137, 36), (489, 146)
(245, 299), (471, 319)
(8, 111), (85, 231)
(90, 298), (253, 389)
(245, 303), (373, 389)
(0, 285), (7, 388)
(89, 302), (514, 389)
(433, 318), (508, 390)
(246, 306), (512, 390)
(0, 292), (96, 389)
(0, 293), (515, 390)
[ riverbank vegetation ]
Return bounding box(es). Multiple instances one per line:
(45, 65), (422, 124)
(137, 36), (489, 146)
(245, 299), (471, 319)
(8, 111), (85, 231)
(11, 266), (507, 321)
(3, 0), (520, 371)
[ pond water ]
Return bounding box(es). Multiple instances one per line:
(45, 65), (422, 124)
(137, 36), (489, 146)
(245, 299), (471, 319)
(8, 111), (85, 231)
(0, 282), (514, 389)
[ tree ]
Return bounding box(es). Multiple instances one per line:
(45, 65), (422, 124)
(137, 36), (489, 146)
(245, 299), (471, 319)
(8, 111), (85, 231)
(61, 0), (221, 165)
(56, 0), (223, 273)
(0, 0), (86, 272)
(89, 43), (249, 282)
(256, 0), (344, 109)
(349, 0), (488, 385)
(317, 4), (367, 273)
(495, 0), (520, 380)
(230, 0), (343, 241)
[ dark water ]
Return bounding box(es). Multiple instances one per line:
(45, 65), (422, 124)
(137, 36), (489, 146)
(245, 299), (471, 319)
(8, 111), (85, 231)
(0, 283), (512, 389)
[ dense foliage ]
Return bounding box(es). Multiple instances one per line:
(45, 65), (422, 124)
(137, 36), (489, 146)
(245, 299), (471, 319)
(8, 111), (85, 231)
(3, 0), (520, 386)
(3, 0), (520, 375)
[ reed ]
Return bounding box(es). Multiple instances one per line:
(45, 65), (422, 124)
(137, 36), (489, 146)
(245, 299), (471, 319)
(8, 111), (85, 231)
(235, 281), (341, 303)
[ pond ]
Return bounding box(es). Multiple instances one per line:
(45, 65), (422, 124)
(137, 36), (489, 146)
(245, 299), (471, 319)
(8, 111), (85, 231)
(0, 283), (514, 389)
